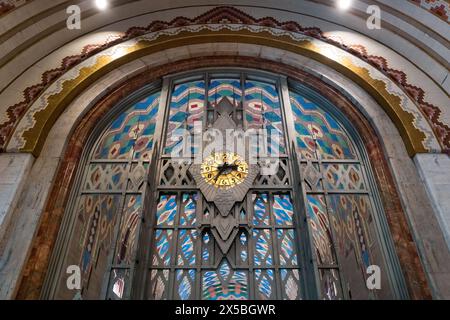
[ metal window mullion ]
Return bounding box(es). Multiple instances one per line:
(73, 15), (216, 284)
(247, 193), (256, 300)
(280, 77), (319, 300)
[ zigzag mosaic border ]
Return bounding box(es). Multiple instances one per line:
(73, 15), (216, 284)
(409, 0), (450, 23)
(0, 6), (448, 153)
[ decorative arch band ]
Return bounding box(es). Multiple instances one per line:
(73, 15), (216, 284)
(8, 27), (437, 157)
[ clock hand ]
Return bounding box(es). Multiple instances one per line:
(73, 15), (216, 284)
(213, 162), (228, 182)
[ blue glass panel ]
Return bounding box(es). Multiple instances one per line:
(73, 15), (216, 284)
(156, 195), (177, 226)
(253, 229), (273, 266)
(165, 81), (205, 155)
(208, 78), (242, 107)
(273, 194), (294, 226)
(245, 80), (285, 155)
(94, 92), (160, 160)
(289, 92), (356, 160)
(202, 260), (248, 300)
(177, 229), (198, 266)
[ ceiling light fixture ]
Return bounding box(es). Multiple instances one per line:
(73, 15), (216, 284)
(95, 0), (108, 10)
(337, 0), (352, 10)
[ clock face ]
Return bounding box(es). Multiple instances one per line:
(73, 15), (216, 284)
(201, 152), (249, 189)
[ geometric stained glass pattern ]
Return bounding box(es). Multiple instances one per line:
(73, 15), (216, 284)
(254, 269), (275, 300)
(156, 194), (177, 226)
(253, 229), (273, 267)
(152, 230), (173, 266)
(323, 164), (366, 191)
(176, 269), (196, 300)
(290, 92), (356, 160)
(273, 194), (294, 226)
(277, 229), (298, 266)
(180, 193), (197, 226)
(252, 193), (269, 226)
(84, 164), (127, 191)
(306, 195), (337, 266)
(165, 81), (205, 155)
(177, 230), (198, 266)
(245, 80), (285, 155)
(280, 269), (301, 300)
(164, 78), (286, 157)
(202, 260), (248, 300)
(59, 70), (395, 301)
(94, 92), (160, 160)
(57, 86), (161, 299)
(208, 78), (242, 107)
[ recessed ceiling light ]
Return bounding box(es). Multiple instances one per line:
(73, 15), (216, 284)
(337, 0), (352, 10)
(95, 0), (108, 10)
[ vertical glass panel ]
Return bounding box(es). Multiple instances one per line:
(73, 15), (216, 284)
(202, 260), (248, 300)
(280, 269), (301, 300)
(253, 229), (273, 266)
(151, 230), (173, 266)
(78, 195), (122, 296)
(115, 195), (142, 265)
(254, 269), (275, 300)
(245, 80), (285, 155)
(148, 269), (170, 300)
(289, 92), (356, 160)
(208, 78), (242, 107)
(175, 269), (196, 300)
(319, 269), (343, 300)
(165, 80), (205, 155)
(277, 229), (298, 266)
(156, 194), (177, 226)
(180, 193), (197, 226)
(306, 195), (337, 265)
(202, 231), (212, 264)
(239, 231), (248, 264)
(107, 269), (130, 300)
(252, 193), (269, 226)
(94, 91), (160, 160)
(327, 195), (389, 299)
(273, 194), (294, 226)
(177, 229), (198, 266)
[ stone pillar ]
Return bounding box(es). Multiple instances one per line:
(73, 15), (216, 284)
(414, 153), (450, 250)
(0, 153), (34, 240)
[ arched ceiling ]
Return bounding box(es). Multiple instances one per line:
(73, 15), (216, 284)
(0, 0), (448, 157)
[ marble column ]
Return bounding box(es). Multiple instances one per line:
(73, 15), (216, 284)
(0, 153), (34, 240)
(414, 153), (450, 250)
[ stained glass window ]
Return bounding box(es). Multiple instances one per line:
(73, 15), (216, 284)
(52, 90), (161, 300)
(164, 76), (286, 158)
(290, 91), (393, 299)
(51, 71), (402, 301)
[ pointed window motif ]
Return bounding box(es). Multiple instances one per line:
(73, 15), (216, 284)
(49, 71), (405, 300)
(50, 90), (161, 300)
(290, 91), (394, 299)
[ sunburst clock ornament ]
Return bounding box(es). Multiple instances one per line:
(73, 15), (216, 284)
(191, 151), (259, 216)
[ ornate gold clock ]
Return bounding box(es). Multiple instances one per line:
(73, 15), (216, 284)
(201, 152), (248, 189)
